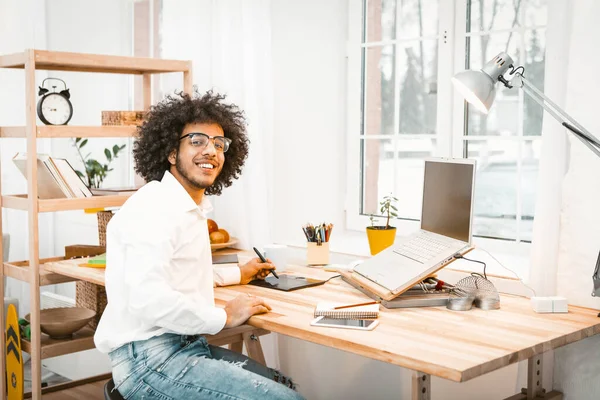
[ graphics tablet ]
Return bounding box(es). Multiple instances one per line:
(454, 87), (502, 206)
(248, 275), (326, 291)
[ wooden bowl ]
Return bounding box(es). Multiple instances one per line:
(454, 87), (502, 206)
(210, 237), (238, 252)
(25, 307), (96, 339)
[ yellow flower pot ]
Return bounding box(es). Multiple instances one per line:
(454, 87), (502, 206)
(366, 226), (396, 255)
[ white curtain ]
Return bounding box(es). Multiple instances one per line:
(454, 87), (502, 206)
(206, 0), (275, 251)
(160, 0), (275, 250)
(527, 0), (571, 297)
(552, 1), (600, 396)
(159, 0), (278, 367)
(529, 0), (600, 398)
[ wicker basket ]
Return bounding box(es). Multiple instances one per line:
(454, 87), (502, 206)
(75, 211), (114, 330)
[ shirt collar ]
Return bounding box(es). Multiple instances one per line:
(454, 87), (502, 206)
(161, 170), (213, 217)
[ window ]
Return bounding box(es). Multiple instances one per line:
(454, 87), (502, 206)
(460, 0), (547, 242)
(347, 0), (548, 248)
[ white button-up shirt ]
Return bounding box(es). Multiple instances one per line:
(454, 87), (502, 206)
(94, 171), (240, 354)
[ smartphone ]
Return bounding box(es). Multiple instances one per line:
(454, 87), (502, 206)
(310, 316), (379, 331)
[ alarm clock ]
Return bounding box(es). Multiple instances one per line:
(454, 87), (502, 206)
(37, 78), (73, 125)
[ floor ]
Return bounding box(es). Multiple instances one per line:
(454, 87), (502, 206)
(42, 379), (108, 399)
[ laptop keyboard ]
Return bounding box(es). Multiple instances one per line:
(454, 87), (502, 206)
(393, 233), (452, 263)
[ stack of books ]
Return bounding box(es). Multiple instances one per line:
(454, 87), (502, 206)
(13, 153), (92, 199)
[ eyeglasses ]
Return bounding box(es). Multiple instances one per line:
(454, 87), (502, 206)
(179, 132), (232, 153)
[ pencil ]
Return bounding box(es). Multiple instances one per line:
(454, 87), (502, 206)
(333, 300), (380, 310)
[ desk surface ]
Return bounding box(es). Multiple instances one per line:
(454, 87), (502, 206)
(213, 259), (600, 383)
(44, 250), (600, 383)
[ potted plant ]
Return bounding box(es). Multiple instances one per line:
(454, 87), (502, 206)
(366, 194), (398, 255)
(72, 138), (126, 189)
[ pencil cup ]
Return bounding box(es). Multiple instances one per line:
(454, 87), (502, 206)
(307, 242), (329, 266)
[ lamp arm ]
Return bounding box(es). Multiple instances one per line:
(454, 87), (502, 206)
(515, 73), (600, 159)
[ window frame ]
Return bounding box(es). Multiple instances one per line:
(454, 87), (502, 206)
(345, 0), (534, 260)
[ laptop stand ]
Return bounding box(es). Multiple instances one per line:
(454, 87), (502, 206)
(340, 271), (449, 309)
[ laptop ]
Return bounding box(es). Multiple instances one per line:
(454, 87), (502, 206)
(353, 157), (476, 300)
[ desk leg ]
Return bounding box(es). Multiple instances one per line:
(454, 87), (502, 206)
(411, 372), (431, 400)
(228, 341), (244, 353)
(504, 353), (563, 400)
(243, 332), (267, 366)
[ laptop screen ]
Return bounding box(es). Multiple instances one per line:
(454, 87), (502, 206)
(421, 160), (474, 243)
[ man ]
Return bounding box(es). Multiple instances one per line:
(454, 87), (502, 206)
(94, 90), (304, 400)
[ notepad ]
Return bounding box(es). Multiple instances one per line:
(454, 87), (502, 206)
(313, 302), (380, 319)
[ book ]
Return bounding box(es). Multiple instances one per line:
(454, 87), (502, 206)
(313, 301), (380, 319)
(12, 153), (68, 199)
(52, 158), (93, 197)
(12, 153), (92, 199)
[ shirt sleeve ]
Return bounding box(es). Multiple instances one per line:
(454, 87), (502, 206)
(214, 266), (241, 287)
(120, 215), (227, 335)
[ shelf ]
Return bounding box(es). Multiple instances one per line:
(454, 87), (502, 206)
(0, 125), (138, 138)
(2, 193), (132, 212)
(0, 49), (191, 75)
(21, 327), (96, 359)
(4, 257), (80, 286)
(43, 258), (105, 287)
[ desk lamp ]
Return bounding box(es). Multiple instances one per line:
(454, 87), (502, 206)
(452, 51), (600, 298)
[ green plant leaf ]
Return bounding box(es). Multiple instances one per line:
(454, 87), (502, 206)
(391, 205), (398, 211)
(104, 148), (112, 161)
(80, 139), (88, 148)
(75, 170), (85, 178)
(75, 137), (81, 143)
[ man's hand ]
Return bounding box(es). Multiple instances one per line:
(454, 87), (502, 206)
(224, 293), (272, 328)
(239, 257), (276, 284)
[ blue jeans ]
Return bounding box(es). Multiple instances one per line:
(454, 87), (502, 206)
(108, 333), (305, 400)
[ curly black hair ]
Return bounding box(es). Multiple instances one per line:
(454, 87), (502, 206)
(133, 89), (249, 196)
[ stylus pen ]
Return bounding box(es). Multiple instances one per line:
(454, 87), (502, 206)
(253, 247), (279, 279)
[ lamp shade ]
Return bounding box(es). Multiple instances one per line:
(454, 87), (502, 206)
(452, 52), (515, 114)
(452, 70), (496, 114)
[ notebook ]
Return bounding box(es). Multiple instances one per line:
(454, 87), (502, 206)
(78, 253), (106, 268)
(313, 302), (380, 319)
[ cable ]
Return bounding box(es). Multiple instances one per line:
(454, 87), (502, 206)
(453, 254), (487, 279)
(477, 248), (537, 298)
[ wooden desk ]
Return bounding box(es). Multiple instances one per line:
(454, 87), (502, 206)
(212, 262), (600, 400)
(43, 252), (600, 400)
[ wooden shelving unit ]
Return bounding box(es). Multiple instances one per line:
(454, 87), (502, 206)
(0, 48), (193, 400)
(0, 125), (138, 138)
(2, 193), (132, 212)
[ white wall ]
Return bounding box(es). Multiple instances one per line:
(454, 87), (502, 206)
(0, 0), (54, 317)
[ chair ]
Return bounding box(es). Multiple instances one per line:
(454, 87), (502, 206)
(104, 378), (124, 400)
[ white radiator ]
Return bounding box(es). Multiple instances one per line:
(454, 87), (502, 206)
(40, 292), (75, 310)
